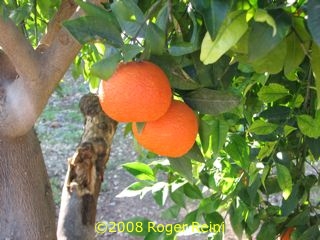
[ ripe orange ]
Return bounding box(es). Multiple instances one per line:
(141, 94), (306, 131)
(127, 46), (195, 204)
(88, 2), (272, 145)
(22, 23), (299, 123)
(132, 100), (198, 158)
(98, 61), (172, 122)
(280, 227), (294, 240)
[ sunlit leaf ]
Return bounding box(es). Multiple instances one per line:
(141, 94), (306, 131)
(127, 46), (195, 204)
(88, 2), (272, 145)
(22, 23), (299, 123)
(297, 114), (320, 138)
(276, 163), (292, 200)
(248, 16), (290, 61)
(257, 142), (277, 160)
(248, 119), (278, 135)
(225, 134), (250, 169)
(284, 32), (306, 79)
(251, 39), (287, 74)
(122, 162), (155, 181)
(257, 83), (289, 103)
(311, 44), (320, 109)
(254, 9), (277, 36)
(200, 11), (248, 64)
(191, 0), (232, 39)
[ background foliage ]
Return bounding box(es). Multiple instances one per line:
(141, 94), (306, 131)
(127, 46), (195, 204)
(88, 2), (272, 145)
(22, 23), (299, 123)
(2, 0), (320, 239)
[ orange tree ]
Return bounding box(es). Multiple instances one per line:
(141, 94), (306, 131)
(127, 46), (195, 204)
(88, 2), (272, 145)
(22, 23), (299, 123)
(1, 0), (319, 239)
(64, 0), (320, 239)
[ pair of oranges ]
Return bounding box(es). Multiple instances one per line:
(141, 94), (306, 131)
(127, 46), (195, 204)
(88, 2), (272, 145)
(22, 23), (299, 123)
(98, 61), (198, 158)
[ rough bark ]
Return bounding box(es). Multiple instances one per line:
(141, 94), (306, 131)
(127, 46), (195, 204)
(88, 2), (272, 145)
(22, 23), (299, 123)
(0, 129), (57, 239)
(57, 94), (117, 240)
(0, 1), (107, 239)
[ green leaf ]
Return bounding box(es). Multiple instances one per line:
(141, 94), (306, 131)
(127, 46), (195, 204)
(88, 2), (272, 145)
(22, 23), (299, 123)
(286, 209), (310, 227)
(257, 141), (276, 160)
(200, 11), (248, 64)
(121, 44), (144, 62)
(168, 10), (200, 56)
(276, 163), (292, 200)
(259, 106), (291, 124)
(257, 222), (277, 240)
(225, 134), (250, 169)
(281, 185), (300, 216)
(184, 88), (240, 115)
(151, 56), (201, 90)
(168, 157), (193, 183)
(134, 122), (146, 134)
(183, 183), (203, 199)
(161, 205), (181, 220)
(229, 202), (245, 238)
(191, 0), (232, 39)
(311, 44), (320, 109)
(284, 125), (297, 137)
(185, 144), (205, 163)
(199, 117), (229, 156)
(298, 225), (320, 240)
(297, 115), (320, 138)
(111, 0), (145, 37)
(116, 181), (152, 198)
(63, 16), (123, 46)
(254, 9), (277, 36)
(75, 0), (119, 28)
(91, 52), (121, 79)
(284, 32), (306, 79)
(257, 83), (289, 103)
(199, 196), (221, 214)
(145, 22), (166, 56)
(248, 15), (290, 61)
(152, 182), (168, 207)
(248, 119), (278, 135)
(251, 38), (287, 74)
(209, 118), (229, 154)
(307, 0), (320, 46)
(170, 186), (186, 208)
(9, 3), (32, 24)
(122, 162), (155, 181)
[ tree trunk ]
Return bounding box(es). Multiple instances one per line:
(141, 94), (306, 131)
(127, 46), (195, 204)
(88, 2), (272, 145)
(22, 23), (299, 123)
(0, 129), (57, 239)
(57, 93), (117, 240)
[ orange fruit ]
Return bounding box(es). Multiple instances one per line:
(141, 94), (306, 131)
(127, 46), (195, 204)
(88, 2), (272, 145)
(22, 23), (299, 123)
(280, 227), (294, 240)
(132, 100), (198, 158)
(98, 61), (172, 122)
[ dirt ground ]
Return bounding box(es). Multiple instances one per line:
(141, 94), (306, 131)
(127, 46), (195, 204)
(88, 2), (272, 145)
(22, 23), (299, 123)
(35, 75), (239, 240)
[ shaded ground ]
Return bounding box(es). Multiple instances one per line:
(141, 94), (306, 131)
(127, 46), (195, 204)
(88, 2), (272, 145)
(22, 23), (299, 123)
(35, 74), (238, 240)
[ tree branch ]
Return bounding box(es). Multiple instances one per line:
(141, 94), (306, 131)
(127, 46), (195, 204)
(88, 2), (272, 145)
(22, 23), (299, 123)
(0, 16), (39, 81)
(38, 0), (78, 49)
(57, 93), (117, 239)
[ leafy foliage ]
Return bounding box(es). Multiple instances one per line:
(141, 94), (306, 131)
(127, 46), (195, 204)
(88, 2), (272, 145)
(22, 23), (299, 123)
(66, 0), (320, 239)
(3, 0), (320, 239)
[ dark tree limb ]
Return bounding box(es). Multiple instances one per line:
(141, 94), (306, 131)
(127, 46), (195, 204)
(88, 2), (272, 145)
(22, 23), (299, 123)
(57, 93), (117, 240)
